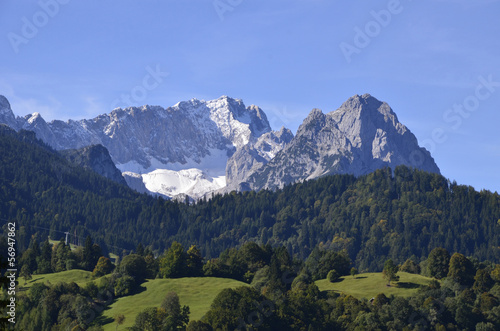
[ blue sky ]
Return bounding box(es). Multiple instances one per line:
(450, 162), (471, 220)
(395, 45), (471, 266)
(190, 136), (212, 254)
(0, 0), (499, 193)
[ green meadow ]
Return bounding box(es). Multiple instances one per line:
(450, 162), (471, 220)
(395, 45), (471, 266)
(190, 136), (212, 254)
(315, 272), (435, 300)
(100, 277), (248, 331)
(20, 269), (436, 330)
(21, 269), (93, 289)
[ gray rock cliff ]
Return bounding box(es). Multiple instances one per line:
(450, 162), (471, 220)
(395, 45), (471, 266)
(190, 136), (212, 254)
(0, 96), (21, 130)
(0, 93), (440, 197)
(60, 145), (127, 186)
(244, 94), (440, 190)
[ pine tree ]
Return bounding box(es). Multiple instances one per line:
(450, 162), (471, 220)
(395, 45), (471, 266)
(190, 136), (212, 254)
(427, 247), (451, 279)
(51, 238), (70, 272)
(136, 243), (145, 256)
(37, 239), (53, 273)
(82, 236), (94, 271)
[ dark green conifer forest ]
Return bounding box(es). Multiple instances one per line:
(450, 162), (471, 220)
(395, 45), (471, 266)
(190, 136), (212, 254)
(1, 126), (499, 270)
(1, 125), (500, 330)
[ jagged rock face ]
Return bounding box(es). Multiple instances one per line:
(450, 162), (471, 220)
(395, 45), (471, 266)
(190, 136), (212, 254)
(0, 95), (274, 198)
(6, 96), (271, 171)
(0, 93), (440, 198)
(245, 94), (440, 190)
(23, 113), (60, 148)
(60, 145), (127, 186)
(225, 127), (294, 190)
(0, 96), (21, 130)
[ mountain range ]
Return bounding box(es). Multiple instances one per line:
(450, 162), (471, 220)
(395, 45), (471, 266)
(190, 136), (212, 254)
(0, 94), (440, 199)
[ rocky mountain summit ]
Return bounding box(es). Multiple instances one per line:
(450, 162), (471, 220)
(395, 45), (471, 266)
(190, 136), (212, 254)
(0, 95), (20, 130)
(60, 145), (127, 186)
(15, 96), (271, 168)
(243, 94), (440, 190)
(225, 126), (294, 192)
(0, 94), (440, 198)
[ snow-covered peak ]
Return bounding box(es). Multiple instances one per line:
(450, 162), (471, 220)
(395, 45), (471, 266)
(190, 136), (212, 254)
(205, 97), (253, 147)
(173, 98), (204, 111)
(209, 97), (270, 140)
(26, 112), (44, 124)
(167, 96), (271, 149)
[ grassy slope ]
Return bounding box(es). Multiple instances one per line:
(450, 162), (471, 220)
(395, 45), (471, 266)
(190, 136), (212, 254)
(315, 272), (435, 299)
(100, 277), (248, 331)
(21, 269), (93, 290)
(21, 269), (434, 329)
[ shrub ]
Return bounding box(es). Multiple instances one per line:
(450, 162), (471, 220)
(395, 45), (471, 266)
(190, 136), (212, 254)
(327, 269), (340, 283)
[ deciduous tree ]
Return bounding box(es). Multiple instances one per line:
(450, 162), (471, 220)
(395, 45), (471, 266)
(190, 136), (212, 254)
(119, 254), (147, 282)
(92, 256), (114, 278)
(161, 291), (190, 329)
(20, 264), (32, 285)
(159, 241), (187, 278)
(350, 267), (358, 278)
(448, 253), (475, 286)
(186, 245), (203, 277)
(382, 259), (399, 286)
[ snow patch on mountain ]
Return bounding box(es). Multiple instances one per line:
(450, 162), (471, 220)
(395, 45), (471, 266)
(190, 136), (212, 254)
(141, 168), (226, 199)
(27, 112), (42, 124)
(118, 148), (230, 199)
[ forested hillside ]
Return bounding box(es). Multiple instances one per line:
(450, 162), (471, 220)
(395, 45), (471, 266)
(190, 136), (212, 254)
(1, 125), (499, 271)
